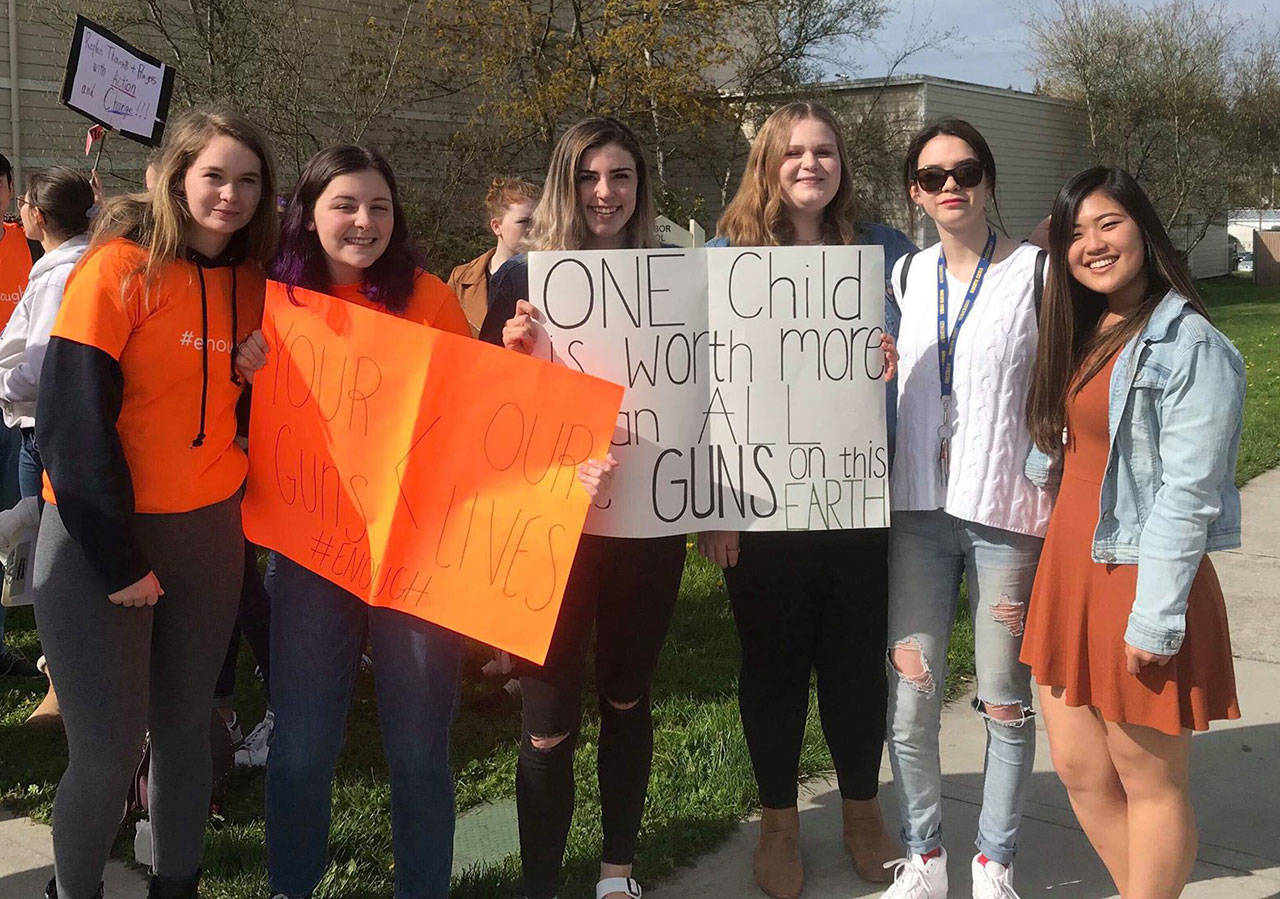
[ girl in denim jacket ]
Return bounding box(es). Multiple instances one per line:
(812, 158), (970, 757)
(1022, 166), (1242, 899)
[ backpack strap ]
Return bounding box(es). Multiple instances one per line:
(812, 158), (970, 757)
(897, 250), (917, 299)
(1033, 248), (1048, 322)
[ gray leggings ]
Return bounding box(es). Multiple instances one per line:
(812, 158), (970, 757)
(33, 495), (244, 899)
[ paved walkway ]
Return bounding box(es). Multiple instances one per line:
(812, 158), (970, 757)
(2, 471), (1278, 897)
(653, 469), (1280, 898)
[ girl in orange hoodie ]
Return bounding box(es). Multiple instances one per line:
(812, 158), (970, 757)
(33, 109), (277, 899)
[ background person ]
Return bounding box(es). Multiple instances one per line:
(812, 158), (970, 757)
(448, 175), (538, 335)
(0, 165), (95, 725)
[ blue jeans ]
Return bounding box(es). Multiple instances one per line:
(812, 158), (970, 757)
(265, 554), (463, 898)
(0, 423), (26, 645)
(17, 428), (43, 500)
(885, 510), (1041, 865)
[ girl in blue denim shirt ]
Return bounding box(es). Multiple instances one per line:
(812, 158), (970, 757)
(1022, 166), (1241, 899)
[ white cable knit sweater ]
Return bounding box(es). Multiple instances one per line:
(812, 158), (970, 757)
(889, 241), (1053, 537)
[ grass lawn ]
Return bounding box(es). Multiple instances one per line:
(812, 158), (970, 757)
(1198, 274), (1280, 485)
(0, 273), (1274, 897)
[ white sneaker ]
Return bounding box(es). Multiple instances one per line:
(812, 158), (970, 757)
(234, 709), (274, 767)
(971, 854), (1020, 899)
(882, 848), (947, 898)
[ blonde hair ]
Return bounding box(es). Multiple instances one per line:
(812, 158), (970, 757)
(717, 102), (860, 246)
(484, 176), (540, 222)
(91, 107), (278, 285)
(526, 117), (657, 251)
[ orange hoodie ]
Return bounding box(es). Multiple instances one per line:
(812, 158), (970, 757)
(38, 237), (265, 591)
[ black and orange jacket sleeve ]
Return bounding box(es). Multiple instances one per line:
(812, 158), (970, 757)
(36, 245), (150, 593)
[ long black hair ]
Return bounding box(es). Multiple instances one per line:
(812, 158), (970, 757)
(272, 145), (420, 313)
(1026, 166), (1208, 452)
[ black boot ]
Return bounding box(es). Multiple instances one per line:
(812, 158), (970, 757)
(43, 878), (103, 899)
(147, 870), (201, 898)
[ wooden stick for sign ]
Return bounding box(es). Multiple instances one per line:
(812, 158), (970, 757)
(92, 131), (107, 171)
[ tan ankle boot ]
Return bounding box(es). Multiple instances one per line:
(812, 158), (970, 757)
(25, 670), (61, 728)
(842, 798), (900, 883)
(752, 806), (803, 898)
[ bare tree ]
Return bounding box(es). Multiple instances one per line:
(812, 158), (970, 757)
(1030, 0), (1239, 250)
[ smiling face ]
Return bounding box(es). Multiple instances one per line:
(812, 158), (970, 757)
(308, 169), (395, 285)
(576, 142), (637, 249)
(909, 134), (989, 229)
(1068, 188), (1148, 301)
(491, 200), (534, 257)
(778, 117), (841, 220)
(182, 134), (264, 257)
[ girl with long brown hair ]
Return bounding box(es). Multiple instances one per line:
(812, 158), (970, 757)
(1021, 166), (1242, 898)
(480, 117), (669, 899)
(33, 108), (277, 899)
(697, 100), (911, 898)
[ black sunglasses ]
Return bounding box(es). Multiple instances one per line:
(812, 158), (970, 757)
(912, 159), (985, 193)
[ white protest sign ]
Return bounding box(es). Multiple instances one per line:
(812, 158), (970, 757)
(528, 245), (889, 538)
(60, 17), (175, 146)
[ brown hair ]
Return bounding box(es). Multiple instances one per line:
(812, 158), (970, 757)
(484, 176), (540, 222)
(91, 107), (278, 285)
(24, 166), (95, 239)
(526, 117), (657, 251)
(717, 101), (860, 246)
(1026, 166), (1209, 452)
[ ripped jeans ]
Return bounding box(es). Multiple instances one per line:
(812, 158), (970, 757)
(885, 510), (1042, 865)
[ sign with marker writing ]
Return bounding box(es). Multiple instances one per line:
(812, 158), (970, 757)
(60, 16), (175, 146)
(242, 282), (623, 664)
(528, 245), (889, 538)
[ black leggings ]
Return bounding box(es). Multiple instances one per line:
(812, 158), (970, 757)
(516, 533), (686, 899)
(724, 528), (889, 809)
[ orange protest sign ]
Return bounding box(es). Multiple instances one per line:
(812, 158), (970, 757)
(242, 282), (623, 664)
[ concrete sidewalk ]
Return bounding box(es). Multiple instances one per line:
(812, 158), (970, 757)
(653, 469), (1280, 899)
(3, 471), (1278, 897)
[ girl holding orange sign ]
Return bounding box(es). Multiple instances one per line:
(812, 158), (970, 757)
(480, 117), (675, 899)
(235, 144), (472, 899)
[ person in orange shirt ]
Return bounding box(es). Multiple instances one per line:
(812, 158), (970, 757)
(32, 109), (278, 899)
(234, 145), (469, 899)
(447, 175), (538, 335)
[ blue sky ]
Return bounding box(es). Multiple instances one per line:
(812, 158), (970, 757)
(834, 0), (1277, 93)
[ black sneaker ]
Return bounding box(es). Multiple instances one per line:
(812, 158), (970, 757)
(0, 647), (40, 677)
(44, 877), (104, 898)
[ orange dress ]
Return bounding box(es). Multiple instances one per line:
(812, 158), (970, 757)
(1020, 352), (1240, 734)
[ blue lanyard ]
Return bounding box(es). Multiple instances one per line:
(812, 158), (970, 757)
(936, 227), (997, 398)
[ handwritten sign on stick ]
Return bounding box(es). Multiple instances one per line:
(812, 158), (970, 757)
(529, 245), (888, 538)
(242, 283), (623, 664)
(60, 16), (175, 145)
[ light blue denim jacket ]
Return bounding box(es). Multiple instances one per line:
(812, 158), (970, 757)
(1025, 291), (1244, 655)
